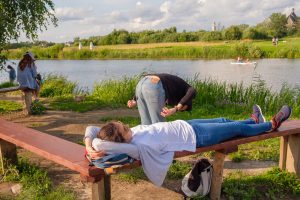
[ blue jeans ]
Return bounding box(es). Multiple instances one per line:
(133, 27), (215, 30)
(186, 118), (272, 147)
(136, 76), (166, 125)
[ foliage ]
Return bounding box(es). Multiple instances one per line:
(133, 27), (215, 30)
(167, 161), (192, 179)
(222, 168), (300, 199)
(1, 158), (76, 199)
(39, 74), (78, 97)
(0, 81), (18, 89)
(0, 0), (57, 69)
(224, 26), (243, 40)
(30, 100), (46, 115)
(0, 100), (23, 113)
(268, 13), (288, 37)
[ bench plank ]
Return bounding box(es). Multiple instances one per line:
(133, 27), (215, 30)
(0, 118), (100, 177)
(0, 86), (23, 93)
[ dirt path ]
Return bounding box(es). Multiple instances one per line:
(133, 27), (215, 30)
(0, 95), (278, 199)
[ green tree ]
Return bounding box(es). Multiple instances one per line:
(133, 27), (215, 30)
(0, 0), (57, 69)
(268, 13), (287, 37)
(224, 26), (242, 40)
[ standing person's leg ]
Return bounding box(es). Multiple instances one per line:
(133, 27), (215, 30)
(136, 77), (152, 125)
(142, 77), (165, 124)
(188, 121), (272, 147)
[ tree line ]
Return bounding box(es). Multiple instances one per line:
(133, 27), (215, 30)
(73, 12), (300, 46)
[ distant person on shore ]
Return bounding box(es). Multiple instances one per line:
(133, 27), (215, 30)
(6, 65), (16, 83)
(127, 73), (197, 125)
(17, 52), (40, 101)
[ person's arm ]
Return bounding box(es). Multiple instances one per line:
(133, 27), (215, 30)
(84, 126), (105, 159)
(178, 87), (196, 107)
(161, 87), (196, 117)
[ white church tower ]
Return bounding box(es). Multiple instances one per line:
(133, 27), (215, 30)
(212, 22), (217, 31)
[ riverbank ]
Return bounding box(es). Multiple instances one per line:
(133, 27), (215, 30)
(4, 37), (300, 60)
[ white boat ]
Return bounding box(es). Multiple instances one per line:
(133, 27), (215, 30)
(230, 62), (257, 65)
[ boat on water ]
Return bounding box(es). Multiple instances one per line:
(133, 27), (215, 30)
(230, 61), (257, 65)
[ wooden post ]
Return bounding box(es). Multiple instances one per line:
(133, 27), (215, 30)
(24, 91), (32, 115)
(92, 175), (111, 200)
(210, 150), (226, 200)
(279, 136), (289, 170)
(0, 139), (17, 173)
(285, 134), (300, 176)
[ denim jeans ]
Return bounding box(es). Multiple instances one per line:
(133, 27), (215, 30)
(186, 118), (272, 147)
(136, 76), (166, 125)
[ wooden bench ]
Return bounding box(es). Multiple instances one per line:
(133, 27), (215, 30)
(0, 118), (300, 200)
(0, 86), (33, 114)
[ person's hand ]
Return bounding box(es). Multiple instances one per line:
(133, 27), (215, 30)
(127, 100), (137, 108)
(86, 146), (105, 160)
(160, 107), (177, 117)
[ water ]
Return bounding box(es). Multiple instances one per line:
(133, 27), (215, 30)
(1, 59), (299, 91)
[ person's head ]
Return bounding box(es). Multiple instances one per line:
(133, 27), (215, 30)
(19, 52), (35, 70)
(7, 65), (13, 70)
(97, 121), (132, 143)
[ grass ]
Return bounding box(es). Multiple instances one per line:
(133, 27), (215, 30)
(222, 168), (300, 200)
(5, 37), (300, 60)
(0, 81), (18, 89)
(1, 158), (76, 200)
(0, 100), (23, 113)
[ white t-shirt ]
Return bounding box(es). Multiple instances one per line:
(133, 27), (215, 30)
(85, 120), (196, 186)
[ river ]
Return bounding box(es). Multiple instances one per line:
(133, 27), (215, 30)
(1, 59), (299, 91)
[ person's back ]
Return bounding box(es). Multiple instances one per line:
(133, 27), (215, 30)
(131, 120), (196, 152)
(17, 63), (37, 89)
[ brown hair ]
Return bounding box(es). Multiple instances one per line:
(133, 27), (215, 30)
(18, 54), (33, 71)
(97, 122), (126, 143)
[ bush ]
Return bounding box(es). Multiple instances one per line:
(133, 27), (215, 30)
(201, 31), (223, 41)
(224, 26), (242, 40)
(30, 100), (46, 115)
(248, 45), (264, 58)
(39, 75), (77, 97)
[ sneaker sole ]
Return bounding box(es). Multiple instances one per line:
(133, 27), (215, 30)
(256, 105), (266, 123)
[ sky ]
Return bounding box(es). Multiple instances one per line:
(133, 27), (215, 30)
(26, 0), (300, 43)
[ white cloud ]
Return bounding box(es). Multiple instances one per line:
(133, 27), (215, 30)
(33, 0), (300, 42)
(55, 7), (92, 21)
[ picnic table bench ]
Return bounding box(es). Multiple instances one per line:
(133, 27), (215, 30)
(0, 118), (300, 200)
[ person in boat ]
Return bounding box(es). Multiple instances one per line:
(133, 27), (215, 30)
(237, 56), (243, 63)
(84, 105), (291, 186)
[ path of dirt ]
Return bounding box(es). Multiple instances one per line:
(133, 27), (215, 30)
(0, 95), (278, 199)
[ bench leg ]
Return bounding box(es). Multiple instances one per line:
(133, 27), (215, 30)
(0, 139), (17, 173)
(281, 134), (300, 176)
(279, 136), (288, 170)
(24, 91), (32, 115)
(210, 151), (226, 200)
(92, 175), (111, 200)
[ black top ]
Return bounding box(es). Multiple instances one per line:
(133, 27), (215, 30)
(153, 73), (196, 110)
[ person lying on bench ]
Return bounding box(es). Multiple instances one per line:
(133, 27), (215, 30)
(84, 105), (291, 186)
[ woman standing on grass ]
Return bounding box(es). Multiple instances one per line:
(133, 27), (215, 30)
(127, 73), (197, 125)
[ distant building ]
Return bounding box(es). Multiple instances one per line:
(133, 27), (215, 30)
(286, 8), (298, 29)
(89, 42), (94, 50)
(212, 22), (216, 31)
(78, 42), (82, 50)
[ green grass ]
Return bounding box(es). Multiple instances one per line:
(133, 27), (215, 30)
(5, 37), (300, 59)
(0, 81), (18, 89)
(222, 168), (300, 200)
(0, 100), (23, 113)
(99, 116), (140, 127)
(1, 158), (76, 200)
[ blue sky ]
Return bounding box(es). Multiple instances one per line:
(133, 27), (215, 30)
(30, 0), (300, 42)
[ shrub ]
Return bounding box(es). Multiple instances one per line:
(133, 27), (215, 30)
(39, 74), (77, 97)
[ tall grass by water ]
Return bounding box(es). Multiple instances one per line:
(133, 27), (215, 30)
(36, 74), (300, 117)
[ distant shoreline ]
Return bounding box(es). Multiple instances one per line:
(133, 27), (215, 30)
(4, 38), (300, 60)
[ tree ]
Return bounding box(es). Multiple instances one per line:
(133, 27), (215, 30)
(268, 13), (287, 37)
(224, 26), (242, 40)
(0, 0), (57, 69)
